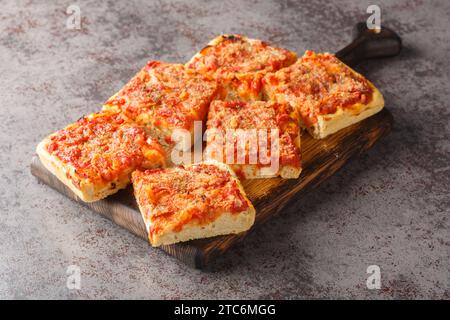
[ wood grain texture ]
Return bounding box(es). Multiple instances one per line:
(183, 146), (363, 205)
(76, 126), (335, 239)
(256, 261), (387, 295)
(30, 108), (393, 268)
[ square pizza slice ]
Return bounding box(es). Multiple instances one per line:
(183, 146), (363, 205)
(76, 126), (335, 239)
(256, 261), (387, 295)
(36, 110), (166, 202)
(132, 160), (255, 246)
(262, 50), (385, 139)
(103, 61), (218, 148)
(186, 34), (297, 101)
(204, 100), (301, 179)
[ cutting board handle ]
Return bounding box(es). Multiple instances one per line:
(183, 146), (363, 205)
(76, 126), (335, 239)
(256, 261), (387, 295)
(336, 22), (402, 67)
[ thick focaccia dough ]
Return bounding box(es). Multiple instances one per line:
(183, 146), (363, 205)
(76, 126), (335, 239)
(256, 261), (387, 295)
(308, 89), (384, 138)
(36, 111), (166, 202)
(132, 160), (256, 247)
(186, 34), (297, 101)
(262, 51), (385, 139)
(37, 140), (131, 202)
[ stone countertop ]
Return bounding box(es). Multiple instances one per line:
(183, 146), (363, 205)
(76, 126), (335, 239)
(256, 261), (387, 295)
(0, 0), (448, 299)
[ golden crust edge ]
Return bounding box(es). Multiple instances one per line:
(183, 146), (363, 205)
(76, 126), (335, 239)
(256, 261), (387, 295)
(36, 138), (131, 202)
(152, 209), (255, 247)
(133, 160), (256, 247)
(309, 83), (385, 139)
(226, 164), (301, 179)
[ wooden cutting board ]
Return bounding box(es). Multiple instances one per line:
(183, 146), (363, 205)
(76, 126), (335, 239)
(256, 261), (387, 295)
(30, 108), (393, 268)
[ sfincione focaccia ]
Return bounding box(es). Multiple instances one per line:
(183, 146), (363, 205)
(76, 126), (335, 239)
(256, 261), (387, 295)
(132, 161), (255, 247)
(36, 110), (166, 202)
(204, 100), (301, 179)
(262, 51), (385, 139)
(186, 34), (297, 101)
(103, 61), (218, 148)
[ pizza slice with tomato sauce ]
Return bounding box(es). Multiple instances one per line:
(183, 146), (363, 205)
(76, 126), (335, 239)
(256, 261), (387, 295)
(186, 34), (297, 101)
(262, 51), (385, 139)
(103, 61), (218, 148)
(204, 100), (301, 179)
(36, 110), (166, 202)
(132, 160), (255, 246)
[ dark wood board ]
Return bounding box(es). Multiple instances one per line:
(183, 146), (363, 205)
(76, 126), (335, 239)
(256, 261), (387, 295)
(30, 108), (393, 269)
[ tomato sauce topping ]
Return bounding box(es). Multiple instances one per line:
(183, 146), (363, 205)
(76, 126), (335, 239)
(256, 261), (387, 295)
(47, 111), (165, 186)
(263, 51), (374, 126)
(132, 163), (250, 237)
(186, 35), (297, 100)
(205, 100), (301, 169)
(104, 61), (217, 131)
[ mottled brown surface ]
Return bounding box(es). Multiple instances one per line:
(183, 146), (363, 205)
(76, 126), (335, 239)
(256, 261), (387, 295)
(1, 0), (449, 299)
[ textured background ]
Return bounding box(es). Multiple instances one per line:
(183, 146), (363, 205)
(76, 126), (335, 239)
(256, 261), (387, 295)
(0, 0), (449, 299)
